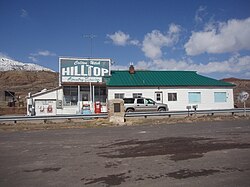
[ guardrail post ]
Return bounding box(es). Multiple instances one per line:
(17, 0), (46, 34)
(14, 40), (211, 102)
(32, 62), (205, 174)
(186, 106), (191, 117)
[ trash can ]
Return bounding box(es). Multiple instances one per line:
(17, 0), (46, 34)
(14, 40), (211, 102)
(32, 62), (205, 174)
(94, 101), (101, 113)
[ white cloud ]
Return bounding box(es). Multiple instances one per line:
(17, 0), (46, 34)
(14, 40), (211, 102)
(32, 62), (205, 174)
(194, 6), (207, 23)
(142, 23), (181, 59)
(107, 31), (139, 46)
(185, 17), (250, 55)
(29, 50), (56, 62)
(0, 52), (13, 60)
(111, 64), (128, 70)
(28, 56), (38, 62)
(20, 9), (28, 18)
(31, 50), (56, 57)
(132, 55), (250, 78)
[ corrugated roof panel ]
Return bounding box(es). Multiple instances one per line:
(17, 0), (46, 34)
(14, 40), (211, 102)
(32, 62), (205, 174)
(106, 70), (234, 87)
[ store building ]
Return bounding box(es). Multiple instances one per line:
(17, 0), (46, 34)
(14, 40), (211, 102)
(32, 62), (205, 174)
(27, 57), (235, 116)
(27, 57), (111, 115)
(106, 65), (235, 111)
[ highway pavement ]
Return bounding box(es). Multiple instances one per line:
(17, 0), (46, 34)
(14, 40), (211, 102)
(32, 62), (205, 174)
(1, 119), (250, 187)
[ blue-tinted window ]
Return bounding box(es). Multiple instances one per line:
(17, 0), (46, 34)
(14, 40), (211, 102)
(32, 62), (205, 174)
(188, 92), (201, 103)
(214, 92), (227, 102)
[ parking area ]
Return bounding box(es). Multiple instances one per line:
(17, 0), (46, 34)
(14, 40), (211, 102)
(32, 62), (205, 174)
(0, 119), (250, 187)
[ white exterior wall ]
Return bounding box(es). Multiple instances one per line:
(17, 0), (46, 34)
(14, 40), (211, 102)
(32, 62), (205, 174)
(108, 87), (234, 111)
(29, 88), (80, 115)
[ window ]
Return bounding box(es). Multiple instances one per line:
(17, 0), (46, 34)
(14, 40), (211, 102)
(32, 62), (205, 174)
(137, 98), (144, 104)
(188, 92), (201, 103)
(156, 93), (161, 101)
(133, 93), (142, 98)
(168, 93), (177, 101)
(214, 92), (227, 102)
(63, 86), (78, 106)
(114, 93), (124, 99)
(123, 98), (135, 104)
(145, 98), (155, 104)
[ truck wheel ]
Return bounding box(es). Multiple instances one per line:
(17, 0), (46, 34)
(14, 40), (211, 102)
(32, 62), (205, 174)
(158, 107), (166, 112)
(126, 108), (134, 112)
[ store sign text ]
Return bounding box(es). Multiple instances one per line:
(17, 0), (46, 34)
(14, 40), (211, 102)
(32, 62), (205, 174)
(62, 65), (108, 77)
(62, 76), (102, 83)
(60, 59), (110, 83)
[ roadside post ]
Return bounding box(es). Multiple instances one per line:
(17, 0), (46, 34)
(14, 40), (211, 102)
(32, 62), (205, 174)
(186, 106), (191, 117)
(193, 105), (198, 117)
(238, 91), (249, 116)
(108, 99), (125, 124)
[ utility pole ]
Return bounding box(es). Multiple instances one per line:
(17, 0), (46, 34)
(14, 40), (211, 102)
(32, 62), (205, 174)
(83, 34), (96, 58)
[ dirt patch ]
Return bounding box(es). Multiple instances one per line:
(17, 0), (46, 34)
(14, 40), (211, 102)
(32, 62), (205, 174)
(98, 137), (250, 161)
(0, 119), (111, 132)
(23, 167), (61, 173)
(125, 115), (250, 126)
(105, 161), (122, 168)
(0, 115), (249, 132)
(165, 169), (221, 179)
(81, 172), (131, 186)
(134, 167), (247, 180)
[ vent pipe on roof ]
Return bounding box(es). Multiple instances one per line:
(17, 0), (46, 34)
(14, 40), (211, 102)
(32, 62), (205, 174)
(129, 63), (135, 74)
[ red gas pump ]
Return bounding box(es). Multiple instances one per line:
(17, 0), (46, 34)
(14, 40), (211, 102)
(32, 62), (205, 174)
(94, 101), (101, 113)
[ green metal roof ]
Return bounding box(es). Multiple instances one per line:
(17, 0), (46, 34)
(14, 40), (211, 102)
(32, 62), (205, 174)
(105, 70), (234, 87)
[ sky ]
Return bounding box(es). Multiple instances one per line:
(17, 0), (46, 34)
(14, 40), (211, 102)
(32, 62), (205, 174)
(1, 0), (250, 79)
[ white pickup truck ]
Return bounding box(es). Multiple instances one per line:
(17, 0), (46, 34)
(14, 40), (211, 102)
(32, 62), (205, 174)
(123, 98), (168, 112)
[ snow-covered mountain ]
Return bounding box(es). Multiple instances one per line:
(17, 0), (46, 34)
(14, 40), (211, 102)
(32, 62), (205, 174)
(0, 57), (54, 72)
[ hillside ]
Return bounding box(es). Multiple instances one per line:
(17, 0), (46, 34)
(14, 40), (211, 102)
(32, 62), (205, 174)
(0, 70), (249, 109)
(0, 71), (59, 106)
(222, 78), (250, 108)
(0, 57), (53, 71)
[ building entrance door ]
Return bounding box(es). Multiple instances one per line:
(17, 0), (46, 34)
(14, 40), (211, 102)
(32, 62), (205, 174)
(155, 92), (163, 103)
(81, 92), (90, 102)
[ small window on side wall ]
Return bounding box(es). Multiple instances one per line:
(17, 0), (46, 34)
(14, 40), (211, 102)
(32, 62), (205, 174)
(188, 92), (201, 103)
(214, 92), (227, 102)
(114, 93), (124, 99)
(168, 93), (177, 101)
(133, 93), (142, 98)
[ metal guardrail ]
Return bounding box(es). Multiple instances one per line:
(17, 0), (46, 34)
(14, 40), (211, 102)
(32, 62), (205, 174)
(0, 108), (249, 123)
(124, 108), (250, 117)
(0, 113), (108, 123)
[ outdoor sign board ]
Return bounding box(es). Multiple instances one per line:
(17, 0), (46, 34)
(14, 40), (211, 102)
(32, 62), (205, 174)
(59, 58), (111, 83)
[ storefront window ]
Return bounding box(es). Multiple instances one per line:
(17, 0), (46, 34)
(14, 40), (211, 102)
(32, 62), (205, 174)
(115, 93), (124, 99)
(94, 87), (107, 102)
(63, 86), (78, 106)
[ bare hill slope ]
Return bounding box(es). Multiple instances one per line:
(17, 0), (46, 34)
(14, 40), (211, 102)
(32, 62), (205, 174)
(222, 78), (250, 108)
(0, 71), (59, 105)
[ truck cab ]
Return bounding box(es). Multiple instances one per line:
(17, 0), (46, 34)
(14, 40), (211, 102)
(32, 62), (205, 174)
(123, 97), (168, 112)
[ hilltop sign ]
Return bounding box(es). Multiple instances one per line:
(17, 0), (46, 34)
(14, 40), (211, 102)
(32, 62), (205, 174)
(60, 58), (111, 83)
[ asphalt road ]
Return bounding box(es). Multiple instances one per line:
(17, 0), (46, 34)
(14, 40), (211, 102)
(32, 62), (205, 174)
(1, 119), (250, 187)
